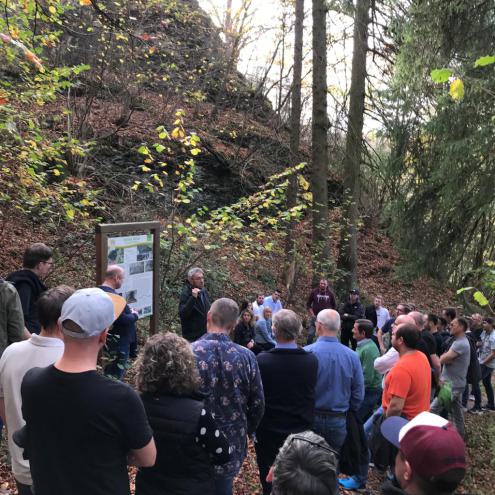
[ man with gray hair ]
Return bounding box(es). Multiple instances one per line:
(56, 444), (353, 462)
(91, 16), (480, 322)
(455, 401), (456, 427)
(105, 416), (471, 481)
(192, 298), (264, 495)
(267, 430), (338, 495)
(304, 309), (364, 455)
(179, 267), (211, 342)
(255, 309), (318, 494)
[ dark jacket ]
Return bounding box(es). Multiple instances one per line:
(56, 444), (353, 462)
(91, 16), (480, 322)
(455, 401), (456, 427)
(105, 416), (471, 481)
(256, 347), (318, 434)
(179, 283), (211, 342)
(136, 394), (214, 495)
(233, 322), (255, 348)
(306, 288), (336, 316)
(6, 269), (46, 334)
(99, 285), (138, 345)
(365, 305), (378, 328)
(340, 410), (368, 476)
(381, 480), (408, 494)
(340, 299), (365, 332)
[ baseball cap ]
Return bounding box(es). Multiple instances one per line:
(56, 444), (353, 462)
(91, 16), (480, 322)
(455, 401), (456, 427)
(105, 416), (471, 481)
(60, 288), (127, 339)
(381, 411), (466, 481)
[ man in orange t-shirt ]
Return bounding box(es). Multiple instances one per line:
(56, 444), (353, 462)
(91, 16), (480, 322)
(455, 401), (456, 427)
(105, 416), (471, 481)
(382, 323), (431, 420)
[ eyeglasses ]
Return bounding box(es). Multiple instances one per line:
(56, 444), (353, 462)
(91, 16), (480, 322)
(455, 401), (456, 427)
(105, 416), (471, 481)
(288, 434), (339, 458)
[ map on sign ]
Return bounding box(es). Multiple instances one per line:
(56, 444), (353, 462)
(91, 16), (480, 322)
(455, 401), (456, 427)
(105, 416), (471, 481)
(107, 234), (153, 318)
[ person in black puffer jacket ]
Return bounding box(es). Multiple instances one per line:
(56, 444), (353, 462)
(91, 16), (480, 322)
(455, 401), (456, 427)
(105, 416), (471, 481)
(134, 332), (231, 495)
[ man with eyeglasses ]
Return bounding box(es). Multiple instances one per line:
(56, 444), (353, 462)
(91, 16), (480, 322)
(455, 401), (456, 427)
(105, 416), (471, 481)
(7, 243), (53, 334)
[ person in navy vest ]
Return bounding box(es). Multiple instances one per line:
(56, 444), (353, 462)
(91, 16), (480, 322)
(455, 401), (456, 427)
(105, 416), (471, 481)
(135, 332), (230, 495)
(99, 265), (138, 379)
(255, 309), (318, 494)
(179, 267), (211, 342)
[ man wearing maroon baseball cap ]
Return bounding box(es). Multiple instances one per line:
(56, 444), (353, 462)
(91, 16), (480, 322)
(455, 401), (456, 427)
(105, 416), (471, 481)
(380, 411), (466, 494)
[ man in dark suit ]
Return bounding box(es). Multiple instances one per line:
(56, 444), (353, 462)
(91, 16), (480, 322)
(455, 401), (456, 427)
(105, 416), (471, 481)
(179, 267), (211, 342)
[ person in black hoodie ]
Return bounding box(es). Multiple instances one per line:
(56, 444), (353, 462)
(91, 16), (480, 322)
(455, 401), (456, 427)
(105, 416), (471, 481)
(255, 309), (318, 495)
(6, 243), (53, 334)
(339, 289), (364, 350)
(135, 332), (230, 495)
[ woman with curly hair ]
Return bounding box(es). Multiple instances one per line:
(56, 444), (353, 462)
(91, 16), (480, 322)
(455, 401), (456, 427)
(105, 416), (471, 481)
(134, 332), (230, 495)
(233, 309), (256, 351)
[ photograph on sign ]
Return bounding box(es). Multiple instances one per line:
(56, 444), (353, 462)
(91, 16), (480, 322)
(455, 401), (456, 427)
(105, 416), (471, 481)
(107, 234), (153, 318)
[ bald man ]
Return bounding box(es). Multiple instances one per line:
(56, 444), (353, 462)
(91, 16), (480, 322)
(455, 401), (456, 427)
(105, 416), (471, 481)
(100, 265), (139, 379)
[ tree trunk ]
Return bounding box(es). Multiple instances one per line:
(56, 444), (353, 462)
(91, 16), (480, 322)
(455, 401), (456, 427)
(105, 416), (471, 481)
(311, 0), (331, 279)
(338, 0), (371, 291)
(285, 0), (304, 297)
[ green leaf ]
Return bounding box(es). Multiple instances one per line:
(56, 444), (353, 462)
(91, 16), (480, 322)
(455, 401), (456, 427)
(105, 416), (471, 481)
(473, 291), (489, 307)
(431, 68), (452, 83)
(474, 55), (495, 68)
(137, 145), (149, 155)
(154, 144), (165, 153)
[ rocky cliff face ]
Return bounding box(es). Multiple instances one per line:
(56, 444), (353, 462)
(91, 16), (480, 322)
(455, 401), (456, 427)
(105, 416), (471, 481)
(37, 0), (291, 214)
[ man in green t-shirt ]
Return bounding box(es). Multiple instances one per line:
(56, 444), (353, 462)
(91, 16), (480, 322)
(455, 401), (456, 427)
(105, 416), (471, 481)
(353, 319), (382, 422)
(340, 318), (382, 491)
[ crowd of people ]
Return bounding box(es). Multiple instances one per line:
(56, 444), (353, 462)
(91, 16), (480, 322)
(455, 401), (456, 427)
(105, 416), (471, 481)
(0, 245), (494, 495)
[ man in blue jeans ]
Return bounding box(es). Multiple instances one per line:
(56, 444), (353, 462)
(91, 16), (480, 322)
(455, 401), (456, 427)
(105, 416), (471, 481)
(99, 265), (139, 379)
(304, 309), (364, 489)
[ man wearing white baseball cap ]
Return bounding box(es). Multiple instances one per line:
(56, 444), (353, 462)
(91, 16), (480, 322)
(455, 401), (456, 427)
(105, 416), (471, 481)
(380, 411), (466, 494)
(19, 288), (156, 495)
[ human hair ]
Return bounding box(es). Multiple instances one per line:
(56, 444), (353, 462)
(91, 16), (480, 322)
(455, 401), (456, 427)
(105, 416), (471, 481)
(316, 309), (340, 333)
(135, 332), (200, 395)
(485, 317), (494, 326)
(272, 431), (338, 495)
(239, 308), (255, 327)
(239, 299), (251, 313)
(23, 243), (53, 269)
(443, 307), (457, 321)
(262, 306), (273, 319)
(187, 267), (203, 282)
(427, 313), (438, 326)
(355, 319), (374, 339)
(395, 324), (420, 349)
(37, 285), (74, 331)
(438, 316), (447, 328)
(397, 303), (411, 314)
(273, 309), (302, 341)
(456, 317), (468, 332)
(409, 311), (426, 330)
(105, 265), (123, 279)
(210, 298), (239, 330)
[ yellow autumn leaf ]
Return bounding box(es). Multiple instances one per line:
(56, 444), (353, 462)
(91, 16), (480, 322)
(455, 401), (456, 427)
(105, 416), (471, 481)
(79, 0), (92, 5)
(140, 165), (151, 172)
(48, 5), (56, 14)
(52, 169), (61, 176)
(449, 79), (465, 101)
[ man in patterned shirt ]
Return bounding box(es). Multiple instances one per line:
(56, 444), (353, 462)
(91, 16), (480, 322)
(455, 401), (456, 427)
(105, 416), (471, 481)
(192, 298), (265, 495)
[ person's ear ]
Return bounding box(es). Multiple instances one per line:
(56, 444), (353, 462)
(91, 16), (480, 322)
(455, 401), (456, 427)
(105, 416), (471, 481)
(266, 466), (274, 483)
(99, 329), (109, 345)
(403, 459), (413, 482)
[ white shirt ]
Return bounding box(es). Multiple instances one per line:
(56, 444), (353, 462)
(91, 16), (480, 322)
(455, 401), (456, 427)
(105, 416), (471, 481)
(0, 334), (64, 484)
(252, 301), (264, 320)
(374, 346), (399, 375)
(376, 306), (390, 330)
